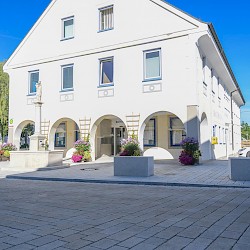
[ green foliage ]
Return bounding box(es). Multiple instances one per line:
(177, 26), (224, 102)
(241, 121), (250, 140)
(83, 151), (91, 162)
(0, 62), (9, 141)
(3, 150), (10, 158)
(120, 138), (142, 156)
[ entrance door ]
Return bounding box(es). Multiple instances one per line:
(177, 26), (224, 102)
(111, 127), (126, 155)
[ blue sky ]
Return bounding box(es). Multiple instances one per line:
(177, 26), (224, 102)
(0, 0), (249, 123)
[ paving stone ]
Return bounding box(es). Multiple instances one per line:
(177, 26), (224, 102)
(155, 226), (184, 239)
(108, 246), (128, 250)
(0, 242), (12, 250)
(6, 244), (34, 250)
(83, 233), (107, 242)
(63, 239), (92, 249)
(142, 237), (167, 247)
(136, 226), (164, 238)
(177, 225), (207, 239)
(130, 242), (158, 250)
(107, 230), (135, 241)
(35, 240), (66, 250)
(174, 218), (196, 228)
(61, 233), (85, 242)
(156, 236), (192, 250)
(183, 237), (213, 250)
(1, 235), (32, 245)
(206, 237), (236, 250)
(118, 236), (145, 248)
(237, 236), (250, 245)
(233, 243), (250, 250)
(89, 238), (119, 249)
(220, 230), (242, 240)
(53, 229), (79, 237)
(28, 235), (60, 247)
(200, 226), (225, 239)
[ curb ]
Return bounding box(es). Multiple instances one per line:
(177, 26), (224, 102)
(6, 175), (250, 189)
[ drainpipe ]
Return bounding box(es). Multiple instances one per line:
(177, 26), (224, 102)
(230, 88), (239, 152)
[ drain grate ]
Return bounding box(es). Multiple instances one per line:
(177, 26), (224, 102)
(81, 168), (99, 171)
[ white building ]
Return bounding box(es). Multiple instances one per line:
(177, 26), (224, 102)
(4, 0), (245, 161)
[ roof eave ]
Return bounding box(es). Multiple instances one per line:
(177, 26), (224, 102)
(207, 23), (245, 106)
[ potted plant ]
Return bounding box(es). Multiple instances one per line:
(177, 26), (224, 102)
(0, 143), (17, 161)
(114, 137), (154, 177)
(179, 137), (201, 165)
(71, 138), (91, 163)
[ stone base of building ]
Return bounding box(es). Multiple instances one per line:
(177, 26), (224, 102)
(10, 150), (64, 170)
(229, 157), (250, 181)
(114, 156), (154, 177)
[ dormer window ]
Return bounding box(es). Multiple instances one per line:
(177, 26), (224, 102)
(62, 17), (74, 40)
(99, 6), (113, 31)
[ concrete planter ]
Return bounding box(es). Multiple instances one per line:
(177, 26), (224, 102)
(10, 150), (64, 170)
(229, 157), (250, 181)
(114, 156), (154, 177)
(0, 156), (9, 161)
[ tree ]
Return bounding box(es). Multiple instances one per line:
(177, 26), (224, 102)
(0, 62), (9, 142)
(241, 121), (250, 140)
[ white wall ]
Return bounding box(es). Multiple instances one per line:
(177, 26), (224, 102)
(5, 0), (243, 160)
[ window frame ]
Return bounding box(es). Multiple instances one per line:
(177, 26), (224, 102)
(61, 16), (74, 41)
(99, 57), (114, 87)
(28, 70), (39, 95)
(169, 117), (185, 147)
(143, 48), (162, 82)
(99, 5), (114, 32)
(143, 118), (156, 147)
(61, 64), (74, 92)
(54, 122), (67, 148)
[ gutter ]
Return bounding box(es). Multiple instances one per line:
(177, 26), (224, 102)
(208, 23), (245, 107)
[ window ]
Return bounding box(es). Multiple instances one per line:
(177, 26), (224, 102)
(169, 117), (185, 147)
(144, 49), (161, 81)
(144, 119), (156, 147)
(100, 58), (113, 86)
(29, 71), (39, 94)
(62, 17), (74, 40)
(55, 123), (66, 148)
(62, 64), (73, 90)
(202, 57), (206, 83)
(99, 6), (113, 31)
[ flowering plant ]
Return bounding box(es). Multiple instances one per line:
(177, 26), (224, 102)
(74, 140), (91, 152)
(71, 154), (83, 163)
(72, 139), (91, 162)
(1, 143), (17, 151)
(179, 137), (201, 165)
(120, 138), (142, 156)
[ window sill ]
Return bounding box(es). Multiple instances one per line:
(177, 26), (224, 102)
(144, 145), (156, 147)
(27, 93), (36, 97)
(169, 145), (182, 149)
(60, 89), (74, 93)
(60, 37), (74, 42)
(98, 84), (114, 88)
(98, 28), (114, 33)
(142, 78), (162, 83)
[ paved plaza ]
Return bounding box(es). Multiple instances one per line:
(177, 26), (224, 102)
(2, 159), (250, 188)
(0, 179), (250, 249)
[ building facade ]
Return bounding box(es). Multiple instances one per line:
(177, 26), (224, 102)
(4, 0), (245, 161)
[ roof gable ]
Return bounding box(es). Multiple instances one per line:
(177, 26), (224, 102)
(4, 0), (205, 70)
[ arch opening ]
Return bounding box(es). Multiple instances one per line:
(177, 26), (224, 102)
(14, 120), (35, 150)
(140, 111), (186, 160)
(49, 118), (80, 157)
(90, 115), (127, 160)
